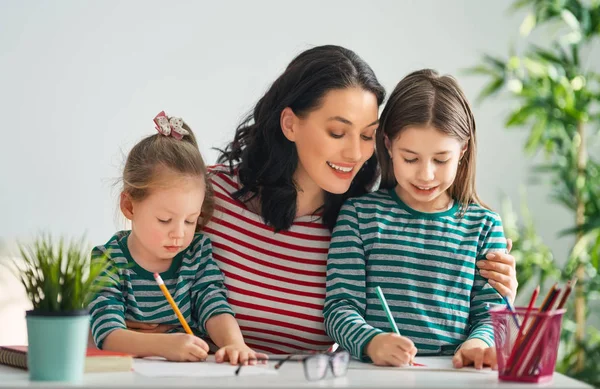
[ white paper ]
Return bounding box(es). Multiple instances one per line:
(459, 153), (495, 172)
(133, 356), (277, 377)
(348, 356), (495, 374)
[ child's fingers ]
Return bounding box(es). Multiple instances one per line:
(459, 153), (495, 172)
(388, 350), (412, 367)
(473, 350), (484, 369)
(255, 352), (269, 360)
(484, 347), (497, 369)
(227, 349), (240, 365)
(452, 350), (464, 369)
(391, 334), (414, 351)
(237, 351), (251, 366)
(214, 348), (226, 363)
(192, 336), (210, 352)
(189, 346), (208, 362)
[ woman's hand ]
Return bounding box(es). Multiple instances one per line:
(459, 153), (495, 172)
(125, 320), (176, 334)
(476, 239), (518, 302)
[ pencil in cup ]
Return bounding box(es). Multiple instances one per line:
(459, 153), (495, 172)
(153, 272), (194, 335)
(375, 286), (414, 366)
(490, 307), (565, 383)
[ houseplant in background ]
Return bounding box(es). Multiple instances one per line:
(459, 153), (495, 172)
(467, 0), (600, 385)
(12, 234), (108, 382)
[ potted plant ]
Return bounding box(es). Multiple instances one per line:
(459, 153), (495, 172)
(12, 234), (108, 382)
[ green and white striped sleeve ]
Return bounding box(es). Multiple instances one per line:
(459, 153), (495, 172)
(467, 214), (507, 346)
(88, 248), (126, 349)
(324, 200), (383, 360)
(191, 235), (235, 335)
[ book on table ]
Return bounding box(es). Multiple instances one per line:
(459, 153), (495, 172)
(0, 345), (133, 372)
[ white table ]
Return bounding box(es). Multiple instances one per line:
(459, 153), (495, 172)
(0, 358), (591, 388)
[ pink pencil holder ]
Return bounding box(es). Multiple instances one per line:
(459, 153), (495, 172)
(490, 307), (565, 383)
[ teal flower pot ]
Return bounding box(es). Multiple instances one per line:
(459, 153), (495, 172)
(26, 309), (89, 382)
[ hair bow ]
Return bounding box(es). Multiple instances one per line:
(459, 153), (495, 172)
(153, 111), (189, 140)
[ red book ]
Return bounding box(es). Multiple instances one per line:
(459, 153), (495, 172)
(0, 346), (133, 372)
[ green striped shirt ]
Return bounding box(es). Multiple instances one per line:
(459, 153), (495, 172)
(323, 189), (506, 360)
(89, 231), (234, 349)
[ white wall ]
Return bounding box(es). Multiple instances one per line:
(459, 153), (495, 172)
(0, 1), (574, 305)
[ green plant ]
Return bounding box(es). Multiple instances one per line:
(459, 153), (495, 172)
(12, 234), (109, 312)
(467, 0), (600, 385)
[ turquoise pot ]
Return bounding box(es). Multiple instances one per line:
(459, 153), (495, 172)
(26, 310), (89, 382)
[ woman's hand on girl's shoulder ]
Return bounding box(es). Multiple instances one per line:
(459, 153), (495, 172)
(476, 239), (518, 302)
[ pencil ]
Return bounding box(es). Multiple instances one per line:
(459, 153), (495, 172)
(375, 286), (414, 366)
(153, 272), (193, 335)
(505, 285), (539, 370)
(375, 286), (400, 334)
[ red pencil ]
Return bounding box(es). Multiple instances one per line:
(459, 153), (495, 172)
(505, 285), (540, 370)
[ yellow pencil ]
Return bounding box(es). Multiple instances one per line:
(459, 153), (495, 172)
(153, 272), (193, 335)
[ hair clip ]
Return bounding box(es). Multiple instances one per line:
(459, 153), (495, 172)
(153, 111), (189, 140)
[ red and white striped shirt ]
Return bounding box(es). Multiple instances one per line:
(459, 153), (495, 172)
(204, 165), (334, 354)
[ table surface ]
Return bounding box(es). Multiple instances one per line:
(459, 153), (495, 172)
(0, 356), (592, 389)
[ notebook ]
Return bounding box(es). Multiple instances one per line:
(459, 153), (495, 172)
(0, 346), (133, 373)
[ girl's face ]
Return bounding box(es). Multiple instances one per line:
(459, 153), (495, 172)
(385, 125), (466, 213)
(281, 87), (379, 197)
(122, 175), (205, 262)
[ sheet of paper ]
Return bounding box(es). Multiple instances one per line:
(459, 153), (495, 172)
(133, 356), (277, 377)
(348, 356), (495, 374)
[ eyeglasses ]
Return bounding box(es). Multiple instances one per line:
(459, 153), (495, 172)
(235, 350), (350, 381)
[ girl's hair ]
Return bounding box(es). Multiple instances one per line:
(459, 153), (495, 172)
(217, 45), (386, 232)
(122, 119), (214, 230)
(376, 69), (487, 213)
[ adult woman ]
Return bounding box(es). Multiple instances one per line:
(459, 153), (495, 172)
(129, 45), (518, 355)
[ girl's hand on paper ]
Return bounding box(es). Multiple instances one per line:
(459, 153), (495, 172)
(365, 333), (417, 367)
(160, 333), (210, 362)
(452, 339), (497, 370)
(215, 343), (268, 365)
(125, 320), (177, 334)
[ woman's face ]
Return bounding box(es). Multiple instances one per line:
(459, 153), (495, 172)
(282, 87), (379, 195)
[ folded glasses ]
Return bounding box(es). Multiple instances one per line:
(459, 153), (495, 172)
(235, 350), (350, 381)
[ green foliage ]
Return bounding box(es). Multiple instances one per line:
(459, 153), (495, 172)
(12, 234), (109, 312)
(467, 0), (600, 385)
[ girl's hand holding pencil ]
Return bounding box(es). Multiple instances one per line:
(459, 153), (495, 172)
(365, 333), (418, 366)
(366, 286), (418, 366)
(156, 333), (210, 362)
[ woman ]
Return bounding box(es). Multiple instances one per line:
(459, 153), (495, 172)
(129, 45), (518, 355)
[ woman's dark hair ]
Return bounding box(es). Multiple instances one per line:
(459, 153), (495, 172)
(217, 45), (385, 231)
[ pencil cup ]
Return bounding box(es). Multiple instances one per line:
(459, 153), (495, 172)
(490, 307), (565, 383)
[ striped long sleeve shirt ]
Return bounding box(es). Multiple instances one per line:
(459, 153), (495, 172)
(323, 189), (506, 360)
(203, 165), (333, 354)
(88, 231), (234, 349)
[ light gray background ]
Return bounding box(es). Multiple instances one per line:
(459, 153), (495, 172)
(0, 0), (575, 263)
